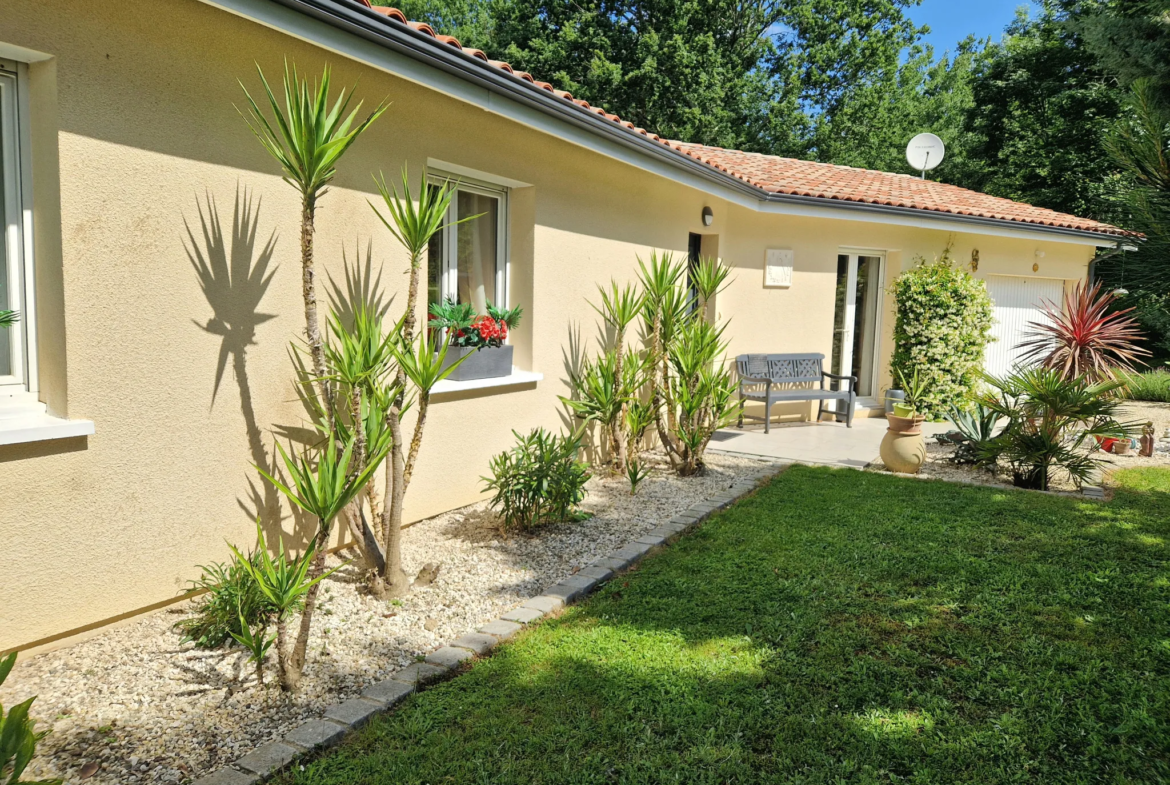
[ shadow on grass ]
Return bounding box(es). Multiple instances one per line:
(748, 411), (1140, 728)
(276, 465), (1170, 785)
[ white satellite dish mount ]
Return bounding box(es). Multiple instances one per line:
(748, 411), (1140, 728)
(906, 133), (945, 180)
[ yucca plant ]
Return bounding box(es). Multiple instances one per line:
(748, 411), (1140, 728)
(561, 350), (635, 463)
(590, 281), (645, 471)
(978, 367), (1135, 490)
(667, 318), (739, 475)
(625, 459), (651, 496)
(239, 61), (387, 417)
(0, 653), (60, 785)
(255, 433), (388, 690)
(689, 255), (733, 313)
(229, 522), (345, 690)
(229, 605), (275, 687)
(367, 166), (470, 598)
(1017, 281), (1150, 382)
(638, 251), (688, 455)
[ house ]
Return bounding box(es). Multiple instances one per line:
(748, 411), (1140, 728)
(0, 0), (1126, 654)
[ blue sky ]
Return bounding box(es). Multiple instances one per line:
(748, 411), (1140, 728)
(909, 0), (1039, 53)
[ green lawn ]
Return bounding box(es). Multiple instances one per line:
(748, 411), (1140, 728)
(279, 466), (1170, 785)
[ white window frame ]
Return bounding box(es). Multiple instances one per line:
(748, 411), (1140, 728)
(427, 173), (509, 311)
(0, 57), (36, 397)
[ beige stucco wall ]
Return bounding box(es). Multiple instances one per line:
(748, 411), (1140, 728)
(0, 0), (1095, 652)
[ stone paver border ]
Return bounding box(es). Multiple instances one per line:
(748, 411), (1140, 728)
(192, 464), (783, 784)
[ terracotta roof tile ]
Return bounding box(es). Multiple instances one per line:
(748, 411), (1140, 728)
(666, 142), (1127, 236)
(348, 0), (1124, 237)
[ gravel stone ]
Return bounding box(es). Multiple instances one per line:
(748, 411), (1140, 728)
(0, 451), (769, 785)
(476, 620), (523, 641)
(425, 647), (474, 669)
(361, 679), (415, 707)
(191, 768), (259, 785)
(500, 606), (544, 624)
(234, 742), (298, 776)
(449, 633), (497, 655)
(284, 720), (347, 751)
(324, 698), (385, 728)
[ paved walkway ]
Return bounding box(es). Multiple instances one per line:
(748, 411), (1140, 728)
(708, 417), (951, 469)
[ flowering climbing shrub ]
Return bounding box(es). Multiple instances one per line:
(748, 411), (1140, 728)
(428, 300), (523, 349)
(891, 247), (994, 420)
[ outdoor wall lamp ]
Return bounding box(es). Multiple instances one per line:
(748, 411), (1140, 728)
(702, 206), (714, 226)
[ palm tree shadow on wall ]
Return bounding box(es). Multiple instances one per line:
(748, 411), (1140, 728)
(184, 185), (290, 542)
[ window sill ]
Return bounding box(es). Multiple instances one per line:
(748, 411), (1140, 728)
(0, 409), (95, 446)
(431, 369), (543, 396)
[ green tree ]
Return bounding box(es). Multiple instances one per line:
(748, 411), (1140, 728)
(1068, 0), (1170, 102)
(957, 3), (1126, 221)
(386, 0), (934, 159)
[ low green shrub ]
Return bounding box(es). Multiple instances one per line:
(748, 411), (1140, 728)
(1, 652), (61, 785)
(1121, 369), (1170, 402)
(174, 553), (275, 649)
(482, 428), (591, 531)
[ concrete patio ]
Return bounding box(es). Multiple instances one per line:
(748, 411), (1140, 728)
(708, 417), (952, 469)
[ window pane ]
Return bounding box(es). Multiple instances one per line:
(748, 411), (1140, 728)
(456, 191), (497, 313)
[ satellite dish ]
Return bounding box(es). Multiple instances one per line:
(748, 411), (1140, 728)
(906, 133), (945, 178)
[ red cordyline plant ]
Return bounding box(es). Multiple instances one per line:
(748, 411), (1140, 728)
(1017, 281), (1149, 382)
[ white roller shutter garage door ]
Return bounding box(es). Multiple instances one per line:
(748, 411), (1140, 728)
(984, 276), (1067, 378)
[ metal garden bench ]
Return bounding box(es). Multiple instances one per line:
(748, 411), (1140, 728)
(734, 353), (857, 433)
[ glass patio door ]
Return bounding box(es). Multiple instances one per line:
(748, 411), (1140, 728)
(829, 253), (882, 410)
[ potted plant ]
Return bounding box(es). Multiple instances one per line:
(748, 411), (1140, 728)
(880, 368), (929, 473)
(428, 300), (523, 381)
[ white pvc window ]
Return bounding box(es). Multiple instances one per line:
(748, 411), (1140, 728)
(426, 176), (508, 314)
(0, 59), (34, 395)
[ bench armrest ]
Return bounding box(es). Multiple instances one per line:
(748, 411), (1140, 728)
(822, 371), (858, 391)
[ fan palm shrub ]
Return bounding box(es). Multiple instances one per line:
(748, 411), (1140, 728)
(978, 367), (1134, 490)
(0, 653), (60, 785)
(1017, 281), (1149, 382)
(0, 311), (17, 329)
(239, 61), (386, 415)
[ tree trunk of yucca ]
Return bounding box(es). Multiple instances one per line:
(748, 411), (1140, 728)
(283, 525), (329, 691)
(301, 196), (331, 425)
(376, 251), (425, 599)
(611, 327), (628, 473)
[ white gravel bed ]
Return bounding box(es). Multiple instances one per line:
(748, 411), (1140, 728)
(2, 451), (771, 785)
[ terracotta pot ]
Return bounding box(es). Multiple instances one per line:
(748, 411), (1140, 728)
(880, 413), (927, 474)
(1114, 439), (1131, 455)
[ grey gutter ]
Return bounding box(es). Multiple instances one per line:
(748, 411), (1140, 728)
(269, 0), (1123, 244)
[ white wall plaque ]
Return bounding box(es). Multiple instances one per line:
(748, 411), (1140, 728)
(764, 249), (794, 288)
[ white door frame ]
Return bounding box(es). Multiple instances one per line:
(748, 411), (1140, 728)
(833, 249), (886, 409)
